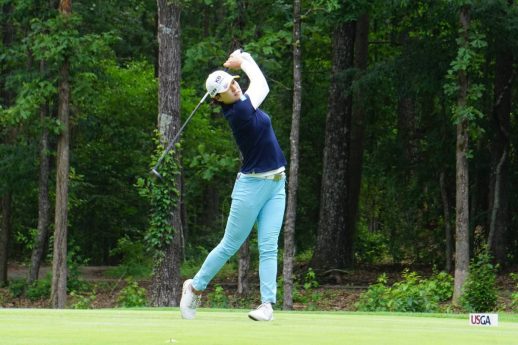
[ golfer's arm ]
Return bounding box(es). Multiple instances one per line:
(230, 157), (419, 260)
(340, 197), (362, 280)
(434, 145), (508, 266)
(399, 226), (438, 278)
(241, 54), (269, 109)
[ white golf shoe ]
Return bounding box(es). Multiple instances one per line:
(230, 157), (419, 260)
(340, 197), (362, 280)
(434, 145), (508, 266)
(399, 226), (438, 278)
(180, 279), (200, 320)
(248, 302), (274, 321)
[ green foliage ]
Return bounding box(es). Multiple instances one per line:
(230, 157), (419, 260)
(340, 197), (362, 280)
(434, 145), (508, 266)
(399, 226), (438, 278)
(8, 279), (27, 299)
(26, 276), (51, 301)
(71, 61), (156, 263)
(0, 289), (5, 305)
(107, 237), (152, 279)
(187, 146), (239, 181)
(117, 280), (147, 308)
(3, 0), (518, 274)
(8, 275), (51, 301)
(356, 270), (453, 312)
(354, 224), (390, 264)
(70, 291), (97, 309)
(289, 268), (322, 311)
(460, 251), (498, 312)
(443, 16), (487, 140)
(206, 284), (229, 308)
(303, 268), (319, 290)
(136, 142), (180, 258)
(67, 242), (91, 294)
(511, 273), (518, 312)
(13, 228), (38, 252)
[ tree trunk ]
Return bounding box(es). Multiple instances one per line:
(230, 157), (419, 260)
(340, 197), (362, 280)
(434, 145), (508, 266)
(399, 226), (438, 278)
(397, 31), (419, 179)
(440, 171), (453, 272)
(151, 0), (183, 306)
(29, 64), (52, 284)
(151, 229), (183, 306)
(51, 0), (72, 309)
(487, 46), (512, 265)
(282, 0), (302, 310)
(453, 6), (470, 305)
(238, 238), (250, 295)
(0, 1), (14, 287)
(347, 12), (369, 257)
(397, 96), (418, 175)
(0, 193), (12, 286)
(180, 171), (187, 262)
(312, 19), (356, 270)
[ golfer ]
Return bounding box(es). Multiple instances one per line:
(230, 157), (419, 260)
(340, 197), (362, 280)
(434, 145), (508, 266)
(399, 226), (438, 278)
(180, 50), (287, 321)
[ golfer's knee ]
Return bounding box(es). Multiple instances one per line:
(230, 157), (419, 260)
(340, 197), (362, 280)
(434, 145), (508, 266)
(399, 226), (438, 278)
(218, 240), (241, 257)
(259, 245), (278, 259)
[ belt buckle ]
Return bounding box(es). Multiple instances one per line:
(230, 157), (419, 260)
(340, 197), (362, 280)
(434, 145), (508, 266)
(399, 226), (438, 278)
(273, 173), (282, 182)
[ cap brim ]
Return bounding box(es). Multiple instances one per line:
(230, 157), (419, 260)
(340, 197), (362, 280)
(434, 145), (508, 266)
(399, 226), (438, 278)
(220, 75), (240, 93)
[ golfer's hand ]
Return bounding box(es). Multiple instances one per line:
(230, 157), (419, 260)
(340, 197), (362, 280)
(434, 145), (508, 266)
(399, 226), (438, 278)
(223, 55), (243, 70)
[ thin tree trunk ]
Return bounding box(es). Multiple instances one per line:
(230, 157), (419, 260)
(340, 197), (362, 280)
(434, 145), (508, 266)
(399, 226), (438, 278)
(282, 0), (302, 310)
(238, 238), (250, 295)
(312, 19), (355, 270)
(453, 6), (470, 305)
(487, 47), (512, 265)
(440, 171), (453, 272)
(151, 0), (183, 306)
(397, 97), (418, 176)
(0, 193), (12, 286)
(347, 12), (369, 259)
(0, 1), (14, 287)
(29, 63), (52, 284)
(180, 171), (187, 262)
(51, 0), (72, 309)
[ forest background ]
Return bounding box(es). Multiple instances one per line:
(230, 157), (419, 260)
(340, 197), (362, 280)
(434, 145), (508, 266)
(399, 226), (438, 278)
(1, 0), (517, 311)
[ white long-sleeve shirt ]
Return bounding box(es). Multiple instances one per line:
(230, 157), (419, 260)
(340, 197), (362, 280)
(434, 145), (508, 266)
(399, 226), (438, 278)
(238, 52), (270, 110)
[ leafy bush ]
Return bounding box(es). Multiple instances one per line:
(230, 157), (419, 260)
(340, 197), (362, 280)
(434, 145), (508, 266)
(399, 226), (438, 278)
(460, 251), (498, 312)
(71, 291), (96, 309)
(356, 269), (453, 312)
(511, 273), (518, 312)
(8, 279), (27, 298)
(117, 280), (147, 307)
(206, 284), (228, 308)
(303, 268), (319, 290)
(67, 241), (92, 294)
(26, 276), (51, 301)
(0, 289), (5, 305)
(292, 268), (322, 311)
(295, 249), (314, 264)
(107, 236), (152, 279)
(354, 224), (390, 264)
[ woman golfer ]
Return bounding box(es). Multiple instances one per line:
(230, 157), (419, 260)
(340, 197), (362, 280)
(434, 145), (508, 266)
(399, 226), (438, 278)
(180, 50), (287, 321)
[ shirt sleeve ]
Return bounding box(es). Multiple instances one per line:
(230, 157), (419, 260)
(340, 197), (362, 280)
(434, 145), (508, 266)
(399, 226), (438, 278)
(241, 53), (269, 110)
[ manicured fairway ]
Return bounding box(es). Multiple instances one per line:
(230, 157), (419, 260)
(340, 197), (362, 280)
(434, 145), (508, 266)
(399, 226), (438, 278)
(1, 308), (517, 345)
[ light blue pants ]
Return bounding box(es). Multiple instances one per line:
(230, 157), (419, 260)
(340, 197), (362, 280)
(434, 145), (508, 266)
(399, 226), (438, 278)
(192, 173), (286, 304)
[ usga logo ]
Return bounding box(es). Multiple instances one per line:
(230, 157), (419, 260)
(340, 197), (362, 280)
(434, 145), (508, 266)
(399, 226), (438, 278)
(469, 313), (498, 327)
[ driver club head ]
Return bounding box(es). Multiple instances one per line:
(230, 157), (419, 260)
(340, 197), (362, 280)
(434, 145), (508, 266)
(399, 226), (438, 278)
(150, 168), (163, 180)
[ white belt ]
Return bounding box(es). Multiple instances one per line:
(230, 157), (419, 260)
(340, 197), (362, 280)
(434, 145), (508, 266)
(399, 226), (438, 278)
(258, 172), (285, 181)
(239, 171), (286, 181)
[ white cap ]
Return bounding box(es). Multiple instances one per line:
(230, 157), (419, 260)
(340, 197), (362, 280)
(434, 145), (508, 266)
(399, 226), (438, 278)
(205, 70), (239, 98)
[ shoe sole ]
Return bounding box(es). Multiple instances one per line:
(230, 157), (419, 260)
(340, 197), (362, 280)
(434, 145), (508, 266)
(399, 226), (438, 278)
(248, 314), (273, 321)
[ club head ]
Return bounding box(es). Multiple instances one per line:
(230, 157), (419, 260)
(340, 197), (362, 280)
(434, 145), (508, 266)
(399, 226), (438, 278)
(150, 168), (163, 180)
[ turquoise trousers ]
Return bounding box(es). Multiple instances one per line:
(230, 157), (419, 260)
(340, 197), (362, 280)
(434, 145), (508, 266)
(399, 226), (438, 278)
(192, 173), (286, 304)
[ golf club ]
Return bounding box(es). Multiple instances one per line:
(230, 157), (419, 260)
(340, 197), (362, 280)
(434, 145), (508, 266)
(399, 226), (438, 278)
(150, 49), (242, 179)
(150, 91), (210, 179)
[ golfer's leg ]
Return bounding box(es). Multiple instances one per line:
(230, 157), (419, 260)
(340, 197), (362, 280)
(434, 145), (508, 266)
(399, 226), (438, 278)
(256, 181), (286, 304)
(192, 177), (261, 291)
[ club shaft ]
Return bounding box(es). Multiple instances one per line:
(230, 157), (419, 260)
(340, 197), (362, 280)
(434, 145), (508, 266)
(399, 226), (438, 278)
(152, 91), (210, 171)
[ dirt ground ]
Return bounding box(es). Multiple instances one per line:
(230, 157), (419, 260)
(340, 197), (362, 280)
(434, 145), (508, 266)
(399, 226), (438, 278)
(2, 263), (516, 311)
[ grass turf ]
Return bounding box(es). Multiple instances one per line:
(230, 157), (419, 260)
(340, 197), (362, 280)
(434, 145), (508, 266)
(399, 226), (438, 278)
(1, 308), (517, 345)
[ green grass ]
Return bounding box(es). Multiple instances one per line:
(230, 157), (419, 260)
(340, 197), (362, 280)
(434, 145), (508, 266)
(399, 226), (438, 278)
(1, 308), (517, 345)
